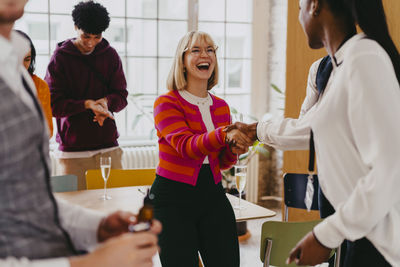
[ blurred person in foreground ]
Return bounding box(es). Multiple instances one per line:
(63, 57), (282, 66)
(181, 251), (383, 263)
(227, 0), (400, 266)
(0, 1), (161, 266)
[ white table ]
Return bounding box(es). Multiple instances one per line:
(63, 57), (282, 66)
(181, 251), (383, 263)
(56, 186), (276, 222)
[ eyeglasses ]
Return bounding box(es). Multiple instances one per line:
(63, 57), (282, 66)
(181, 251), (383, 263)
(184, 46), (217, 57)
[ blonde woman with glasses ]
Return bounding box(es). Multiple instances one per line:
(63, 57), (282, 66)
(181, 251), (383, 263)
(151, 31), (250, 267)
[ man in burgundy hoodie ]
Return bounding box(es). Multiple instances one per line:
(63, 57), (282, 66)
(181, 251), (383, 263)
(45, 1), (128, 189)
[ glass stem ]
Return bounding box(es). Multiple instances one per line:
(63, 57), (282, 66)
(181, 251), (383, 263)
(104, 180), (107, 197)
(239, 191), (242, 208)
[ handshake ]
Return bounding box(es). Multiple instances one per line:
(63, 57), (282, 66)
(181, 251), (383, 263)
(224, 122), (258, 155)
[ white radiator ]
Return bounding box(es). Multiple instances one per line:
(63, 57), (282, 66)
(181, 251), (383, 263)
(121, 146), (159, 169)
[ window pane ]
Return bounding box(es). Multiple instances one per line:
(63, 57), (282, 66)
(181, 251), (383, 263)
(35, 55), (50, 79)
(211, 59), (224, 95)
(225, 94), (251, 118)
(225, 59), (251, 94)
(50, 15), (76, 54)
(50, 0), (80, 14)
(127, 0), (157, 18)
(103, 18), (126, 55)
(127, 58), (157, 94)
(198, 22), (225, 58)
(97, 0), (125, 17)
(227, 0), (252, 22)
(158, 21), (187, 57)
(158, 58), (173, 93)
(115, 109), (127, 137)
(49, 15), (75, 53)
(121, 56), (127, 82)
(226, 23), (252, 58)
(127, 19), (157, 56)
(199, 0), (225, 22)
(159, 0), (187, 20)
(25, 0), (48, 12)
(15, 14), (49, 54)
(126, 95), (157, 139)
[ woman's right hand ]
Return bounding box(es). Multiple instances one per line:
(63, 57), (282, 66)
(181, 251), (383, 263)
(69, 231), (159, 267)
(225, 122), (258, 144)
(225, 128), (253, 152)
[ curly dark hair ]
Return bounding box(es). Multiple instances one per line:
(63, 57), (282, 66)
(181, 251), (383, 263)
(72, 1), (110, 34)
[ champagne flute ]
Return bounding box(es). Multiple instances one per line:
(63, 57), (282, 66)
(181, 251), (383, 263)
(234, 165), (247, 210)
(100, 156), (112, 200)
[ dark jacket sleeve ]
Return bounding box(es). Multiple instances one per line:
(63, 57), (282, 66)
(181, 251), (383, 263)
(105, 50), (128, 113)
(45, 53), (87, 118)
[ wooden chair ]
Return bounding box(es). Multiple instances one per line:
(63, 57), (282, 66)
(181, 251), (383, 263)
(51, 174), (78, 192)
(85, 168), (156, 189)
(260, 220), (332, 267)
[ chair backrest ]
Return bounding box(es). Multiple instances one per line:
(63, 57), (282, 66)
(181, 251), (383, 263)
(51, 174), (78, 192)
(260, 220), (323, 267)
(85, 169), (156, 189)
(284, 173), (319, 221)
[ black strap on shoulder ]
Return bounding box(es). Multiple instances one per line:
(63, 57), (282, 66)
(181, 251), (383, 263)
(308, 130), (315, 173)
(316, 55), (332, 95)
(309, 55), (333, 173)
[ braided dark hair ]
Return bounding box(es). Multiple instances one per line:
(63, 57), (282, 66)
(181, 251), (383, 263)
(348, 0), (400, 84)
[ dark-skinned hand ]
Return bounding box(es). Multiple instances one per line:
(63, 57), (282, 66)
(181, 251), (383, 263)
(287, 231), (332, 266)
(225, 128), (252, 149)
(97, 211), (162, 242)
(225, 122), (258, 146)
(230, 143), (249, 155)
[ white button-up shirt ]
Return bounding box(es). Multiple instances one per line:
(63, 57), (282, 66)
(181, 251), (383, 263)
(258, 33), (400, 265)
(0, 31), (104, 267)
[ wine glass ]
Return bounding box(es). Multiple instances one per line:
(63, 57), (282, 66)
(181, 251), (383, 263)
(234, 165), (247, 210)
(100, 156), (112, 200)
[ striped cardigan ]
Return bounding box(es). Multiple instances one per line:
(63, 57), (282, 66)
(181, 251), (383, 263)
(153, 90), (237, 186)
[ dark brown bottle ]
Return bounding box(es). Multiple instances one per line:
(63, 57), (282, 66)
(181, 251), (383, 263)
(129, 189), (154, 232)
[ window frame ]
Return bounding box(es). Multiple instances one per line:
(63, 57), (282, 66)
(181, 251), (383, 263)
(18, 0), (269, 144)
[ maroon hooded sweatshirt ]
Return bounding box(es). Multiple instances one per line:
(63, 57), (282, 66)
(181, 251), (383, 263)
(45, 38), (128, 152)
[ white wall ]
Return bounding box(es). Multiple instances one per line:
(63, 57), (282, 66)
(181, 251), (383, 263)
(267, 0), (288, 117)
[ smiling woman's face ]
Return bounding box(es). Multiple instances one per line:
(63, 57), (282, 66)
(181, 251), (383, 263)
(183, 39), (217, 82)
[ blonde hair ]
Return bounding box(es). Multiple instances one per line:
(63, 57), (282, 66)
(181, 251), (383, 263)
(166, 31), (219, 91)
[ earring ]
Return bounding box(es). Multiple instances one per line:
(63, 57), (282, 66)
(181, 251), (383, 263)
(310, 10), (318, 16)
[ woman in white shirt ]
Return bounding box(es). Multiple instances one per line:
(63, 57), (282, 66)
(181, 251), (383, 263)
(228, 0), (400, 266)
(284, 0), (400, 266)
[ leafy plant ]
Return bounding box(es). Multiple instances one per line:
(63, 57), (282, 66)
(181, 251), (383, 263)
(271, 83), (285, 111)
